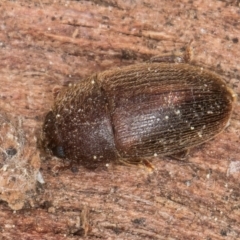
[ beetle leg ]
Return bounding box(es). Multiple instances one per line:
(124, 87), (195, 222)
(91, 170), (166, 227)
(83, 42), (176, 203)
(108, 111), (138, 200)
(52, 158), (73, 173)
(168, 149), (189, 161)
(119, 158), (155, 171)
(141, 159), (155, 171)
(149, 40), (193, 64)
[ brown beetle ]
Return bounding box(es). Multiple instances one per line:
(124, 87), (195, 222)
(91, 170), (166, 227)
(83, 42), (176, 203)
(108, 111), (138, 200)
(42, 58), (235, 169)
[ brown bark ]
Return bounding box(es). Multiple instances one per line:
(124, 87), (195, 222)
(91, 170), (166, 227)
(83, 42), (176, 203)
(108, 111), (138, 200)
(0, 0), (240, 239)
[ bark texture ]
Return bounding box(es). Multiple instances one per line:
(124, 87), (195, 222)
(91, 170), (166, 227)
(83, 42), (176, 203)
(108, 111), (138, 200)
(0, 0), (240, 239)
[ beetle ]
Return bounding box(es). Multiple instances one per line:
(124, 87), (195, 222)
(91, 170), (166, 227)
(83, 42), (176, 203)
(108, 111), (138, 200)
(42, 55), (235, 169)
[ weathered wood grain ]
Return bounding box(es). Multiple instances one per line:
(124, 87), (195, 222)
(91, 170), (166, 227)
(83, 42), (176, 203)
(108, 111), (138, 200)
(0, 0), (239, 239)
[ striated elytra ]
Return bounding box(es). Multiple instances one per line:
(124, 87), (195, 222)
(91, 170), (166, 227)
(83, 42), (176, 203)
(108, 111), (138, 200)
(42, 62), (235, 169)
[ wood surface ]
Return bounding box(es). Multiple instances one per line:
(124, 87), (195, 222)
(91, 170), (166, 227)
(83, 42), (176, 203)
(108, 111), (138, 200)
(0, 0), (240, 239)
